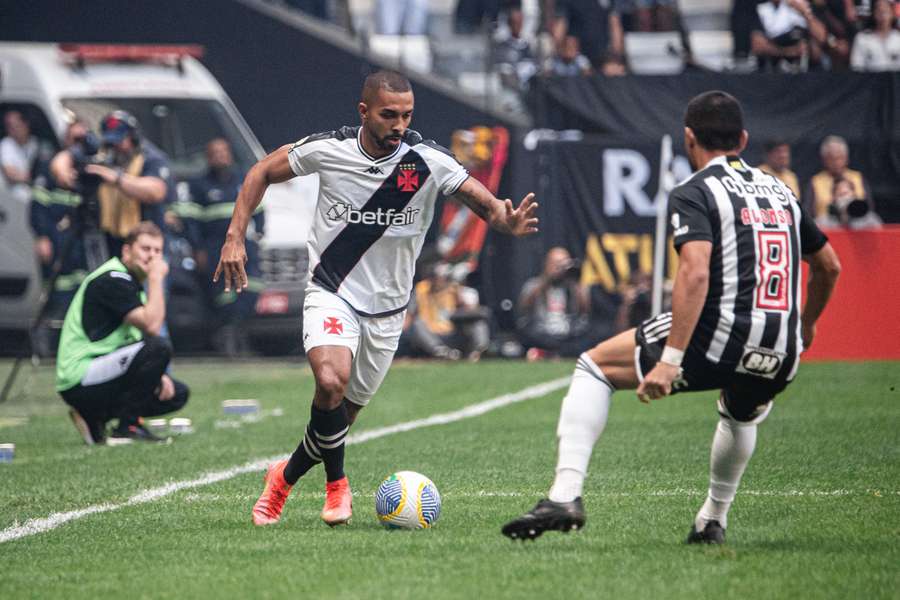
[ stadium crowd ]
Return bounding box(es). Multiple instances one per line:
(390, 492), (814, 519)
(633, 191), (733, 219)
(272, 0), (900, 85)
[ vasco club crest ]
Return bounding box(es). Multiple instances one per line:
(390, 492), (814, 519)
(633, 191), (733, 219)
(397, 163), (419, 192)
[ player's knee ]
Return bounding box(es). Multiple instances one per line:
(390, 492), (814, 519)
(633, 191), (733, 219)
(168, 380), (190, 411)
(315, 367), (349, 405)
(142, 336), (172, 364)
(719, 394), (773, 425)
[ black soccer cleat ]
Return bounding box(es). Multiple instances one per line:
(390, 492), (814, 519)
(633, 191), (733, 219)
(686, 520), (726, 544)
(501, 497), (586, 540)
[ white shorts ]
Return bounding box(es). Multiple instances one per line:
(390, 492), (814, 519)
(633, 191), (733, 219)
(302, 286), (405, 406)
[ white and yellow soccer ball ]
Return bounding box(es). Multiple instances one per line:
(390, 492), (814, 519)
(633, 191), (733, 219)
(375, 471), (441, 529)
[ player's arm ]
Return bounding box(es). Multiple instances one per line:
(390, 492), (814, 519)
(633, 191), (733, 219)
(800, 243), (841, 350)
(637, 240), (711, 402)
(214, 144), (296, 292)
(124, 257), (169, 336)
(450, 176), (538, 237)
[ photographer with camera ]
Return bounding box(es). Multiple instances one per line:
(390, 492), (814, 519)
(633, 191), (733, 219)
(29, 120), (92, 354)
(517, 246), (591, 359)
(805, 135), (880, 229)
(50, 111), (174, 257)
(816, 177), (883, 229)
(56, 222), (189, 445)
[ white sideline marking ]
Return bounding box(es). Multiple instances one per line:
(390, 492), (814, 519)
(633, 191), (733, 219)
(0, 377), (570, 544)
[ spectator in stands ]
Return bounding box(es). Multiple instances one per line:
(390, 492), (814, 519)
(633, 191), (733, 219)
(517, 247), (591, 359)
(545, 35), (594, 75)
(548, 0), (625, 70)
(806, 135), (876, 222)
(183, 138), (264, 356)
(494, 6), (538, 90)
(851, 0), (900, 70)
(375, 0), (429, 35)
(1, 110), (39, 188)
(456, 0), (505, 33)
(750, 0), (829, 71)
(816, 177), (883, 228)
(404, 262), (490, 361)
(599, 51), (628, 76)
(617, 0), (676, 32)
(808, 0), (853, 70)
(759, 139), (801, 201)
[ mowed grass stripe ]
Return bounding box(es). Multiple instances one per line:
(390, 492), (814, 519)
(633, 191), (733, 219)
(0, 376), (570, 544)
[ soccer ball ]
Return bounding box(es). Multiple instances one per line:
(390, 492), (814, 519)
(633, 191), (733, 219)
(375, 471), (441, 529)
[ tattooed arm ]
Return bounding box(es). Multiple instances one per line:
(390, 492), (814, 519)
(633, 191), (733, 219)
(450, 176), (539, 237)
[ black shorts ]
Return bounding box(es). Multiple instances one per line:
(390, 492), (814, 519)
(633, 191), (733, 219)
(635, 313), (792, 421)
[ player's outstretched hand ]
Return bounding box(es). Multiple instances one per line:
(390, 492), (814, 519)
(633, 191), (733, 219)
(502, 193), (539, 237)
(636, 362), (681, 403)
(213, 238), (248, 293)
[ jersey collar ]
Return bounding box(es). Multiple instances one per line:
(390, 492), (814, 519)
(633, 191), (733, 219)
(705, 154), (749, 171)
(356, 128), (403, 163)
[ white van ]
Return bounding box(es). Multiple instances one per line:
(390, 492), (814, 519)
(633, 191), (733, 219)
(0, 43), (315, 352)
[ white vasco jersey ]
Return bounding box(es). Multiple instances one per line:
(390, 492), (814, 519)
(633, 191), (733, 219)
(288, 126), (469, 316)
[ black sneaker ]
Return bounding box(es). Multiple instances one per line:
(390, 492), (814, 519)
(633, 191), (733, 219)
(109, 420), (170, 444)
(501, 497), (586, 540)
(686, 520), (726, 544)
(68, 408), (106, 446)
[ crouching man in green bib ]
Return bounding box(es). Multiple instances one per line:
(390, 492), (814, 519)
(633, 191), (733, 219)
(57, 221), (189, 444)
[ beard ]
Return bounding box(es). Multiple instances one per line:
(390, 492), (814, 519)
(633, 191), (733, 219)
(376, 133), (401, 149)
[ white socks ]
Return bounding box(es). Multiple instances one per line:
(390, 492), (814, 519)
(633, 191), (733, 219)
(548, 354), (613, 503)
(694, 416), (758, 531)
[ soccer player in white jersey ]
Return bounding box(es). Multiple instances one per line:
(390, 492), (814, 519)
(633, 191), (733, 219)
(214, 71), (539, 527)
(502, 91), (842, 543)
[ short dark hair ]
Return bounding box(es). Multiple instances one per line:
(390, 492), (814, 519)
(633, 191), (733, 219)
(124, 221), (163, 246)
(763, 138), (788, 153)
(684, 91), (744, 152)
(361, 70), (412, 104)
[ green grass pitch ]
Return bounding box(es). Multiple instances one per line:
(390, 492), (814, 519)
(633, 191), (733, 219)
(0, 359), (897, 599)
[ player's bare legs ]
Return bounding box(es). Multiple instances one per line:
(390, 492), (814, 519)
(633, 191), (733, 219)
(253, 346), (355, 526)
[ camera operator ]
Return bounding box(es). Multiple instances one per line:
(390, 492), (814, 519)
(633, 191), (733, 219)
(817, 177), (883, 229)
(56, 222), (189, 445)
(517, 246), (591, 359)
(50, 111), (174, 257)
(29, 120), (92, 354)
(805, 135), (877, 227)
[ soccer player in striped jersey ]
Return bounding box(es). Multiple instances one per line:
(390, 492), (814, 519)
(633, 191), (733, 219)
(214, 70), (539, 527)
(502, 91), (841, 543)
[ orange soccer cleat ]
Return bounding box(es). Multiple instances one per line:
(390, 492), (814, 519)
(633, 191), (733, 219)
(252, 460), (293, 526)
(321, 476), (353, 526)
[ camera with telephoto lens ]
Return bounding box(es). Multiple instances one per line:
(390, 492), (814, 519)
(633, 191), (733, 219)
(564, 259), (581, 281)
(827, 197), (870, 222)
(68, 131), (113, 228)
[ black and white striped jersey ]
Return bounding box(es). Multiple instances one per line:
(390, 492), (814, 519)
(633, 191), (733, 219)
(288, 126), (469, 317)
(668, 155), (828, 382)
